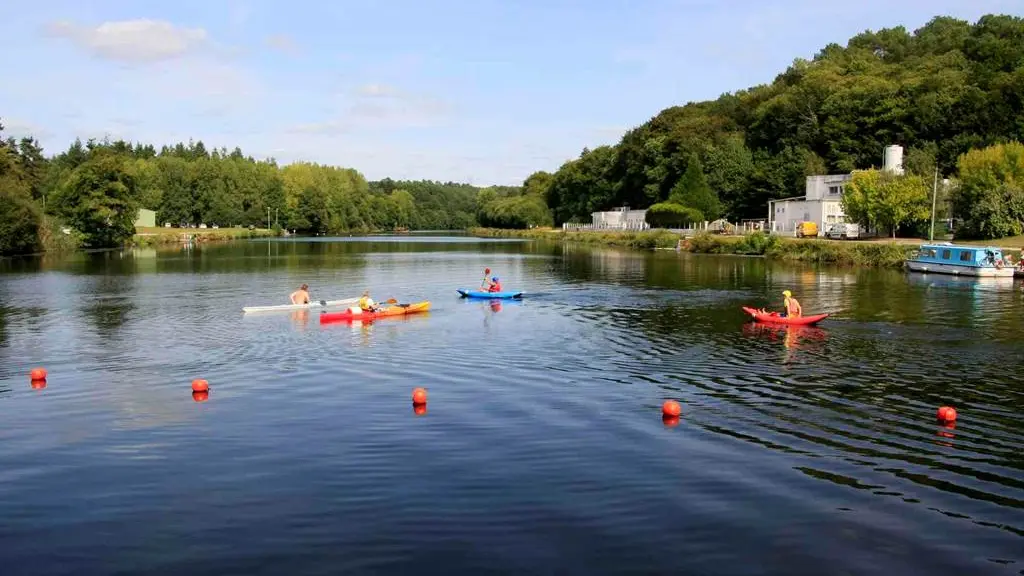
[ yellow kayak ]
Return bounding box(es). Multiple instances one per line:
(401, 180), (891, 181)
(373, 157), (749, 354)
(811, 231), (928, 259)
(319, 301), (431, 323)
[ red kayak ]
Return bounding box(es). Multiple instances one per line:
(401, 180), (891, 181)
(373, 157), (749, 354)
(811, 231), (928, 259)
(742, 306), (829, 326)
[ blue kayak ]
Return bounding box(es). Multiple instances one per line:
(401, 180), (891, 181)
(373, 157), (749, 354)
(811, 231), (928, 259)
(457, 289), (523, 299)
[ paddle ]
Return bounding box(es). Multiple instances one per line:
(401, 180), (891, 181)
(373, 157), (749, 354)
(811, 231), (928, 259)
(383, 298), (410, 309)
(481, 267), (491, 289)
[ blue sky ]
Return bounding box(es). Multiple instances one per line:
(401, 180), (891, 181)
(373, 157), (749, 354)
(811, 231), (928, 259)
(0, 0), (1019, 185)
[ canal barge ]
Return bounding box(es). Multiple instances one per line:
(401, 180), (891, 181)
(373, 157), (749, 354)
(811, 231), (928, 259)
(905, 243), (1014, 277)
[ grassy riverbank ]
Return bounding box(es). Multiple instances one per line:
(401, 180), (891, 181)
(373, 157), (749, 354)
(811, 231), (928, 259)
(471, 227), (682, 249)
(469, 227), (923, 268)
(131, 227), (277, 247)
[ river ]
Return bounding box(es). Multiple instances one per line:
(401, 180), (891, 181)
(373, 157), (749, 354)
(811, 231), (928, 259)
(0, 235), (1021, 575)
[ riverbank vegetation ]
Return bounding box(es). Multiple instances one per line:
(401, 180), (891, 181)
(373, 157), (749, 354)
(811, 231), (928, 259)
(471, 227), (919, 267)
(525, 15), (1023, 240)
(131, 227), (277, 247)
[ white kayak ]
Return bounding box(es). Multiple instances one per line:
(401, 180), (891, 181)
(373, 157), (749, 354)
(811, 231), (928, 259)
(243, 297), (359, 314)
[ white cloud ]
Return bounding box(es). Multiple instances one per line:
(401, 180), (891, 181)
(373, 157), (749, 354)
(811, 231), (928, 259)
(285, 121), (350, 136)
(284, 83), (453, 134)
(44, 19), (209, 63)
(265, 34), (299, 55)
(356, 83), (402, 98)
(1, 117), (52, 140)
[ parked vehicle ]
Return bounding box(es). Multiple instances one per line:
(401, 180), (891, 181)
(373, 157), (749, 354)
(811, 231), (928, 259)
(795, 221), (818, 238)
(825, 222), (860, 239)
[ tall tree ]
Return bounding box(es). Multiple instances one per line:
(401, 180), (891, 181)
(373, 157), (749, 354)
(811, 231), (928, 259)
(670, 154), (722, 222)
(52, 152), (141, 247)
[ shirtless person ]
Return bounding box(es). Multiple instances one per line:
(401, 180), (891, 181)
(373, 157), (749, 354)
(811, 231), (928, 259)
(290, 284), (310, 304)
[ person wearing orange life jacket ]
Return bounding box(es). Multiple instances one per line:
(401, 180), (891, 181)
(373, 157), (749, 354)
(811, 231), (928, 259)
(781, 290), (802, 318)
(485, 276), (502, 293)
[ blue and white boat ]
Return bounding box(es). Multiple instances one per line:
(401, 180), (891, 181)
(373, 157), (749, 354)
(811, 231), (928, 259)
(905, 242), (1014, 277)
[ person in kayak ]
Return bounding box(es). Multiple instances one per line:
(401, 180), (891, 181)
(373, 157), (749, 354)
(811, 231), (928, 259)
(358, 290), (380, 312)
(290, 284), (310, 304)
(781, 290), (802, 318)
(485, 276), (502, 293)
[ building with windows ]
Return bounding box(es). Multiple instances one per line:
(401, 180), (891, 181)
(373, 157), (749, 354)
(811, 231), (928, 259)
(768, 145), (903, 236)
(768, 174), (852, 236)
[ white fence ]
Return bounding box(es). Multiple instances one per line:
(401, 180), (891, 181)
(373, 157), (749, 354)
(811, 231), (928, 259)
(561, 220), (772, 235)
(562, 221), (650, 231)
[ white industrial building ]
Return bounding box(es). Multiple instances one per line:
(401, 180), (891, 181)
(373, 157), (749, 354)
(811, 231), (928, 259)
(563, 206), (649, 230)
(768, 145), (904, 236)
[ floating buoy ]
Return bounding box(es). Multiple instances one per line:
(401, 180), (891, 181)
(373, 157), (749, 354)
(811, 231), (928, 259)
(192, 379), (209, 393)
(662, 415), (680, 428)
(413, 403), (427, 416)
(412, 387), (427, 405)
(29, 367), (47, 381)
(192, 390), (209, 403)
(937, 406), (957, 423)
(30, 379), (47, 390)
(662, 400), (681, 417)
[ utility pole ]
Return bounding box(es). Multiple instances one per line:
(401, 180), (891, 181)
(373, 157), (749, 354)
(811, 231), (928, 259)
(267, 207), (271, 231)
(929, 167), (939, 241)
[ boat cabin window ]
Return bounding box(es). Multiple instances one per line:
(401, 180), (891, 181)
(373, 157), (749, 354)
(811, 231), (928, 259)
(960, 251), (973, 262)
(925, 249), (937, 258)
(941, 249), (951, 259)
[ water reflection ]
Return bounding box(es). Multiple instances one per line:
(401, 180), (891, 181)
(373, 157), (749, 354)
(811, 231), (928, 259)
(1, 236), (1023, 574)
(289, 309), (310, 330)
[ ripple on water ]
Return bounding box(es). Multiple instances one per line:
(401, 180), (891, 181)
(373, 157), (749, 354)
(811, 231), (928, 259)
(0, 245), (1022, 574)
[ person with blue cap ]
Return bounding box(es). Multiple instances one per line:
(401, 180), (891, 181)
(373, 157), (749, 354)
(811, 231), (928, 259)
(484, 275), (502, 293)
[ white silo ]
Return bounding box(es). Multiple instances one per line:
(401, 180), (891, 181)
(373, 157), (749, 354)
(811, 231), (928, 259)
(883, 145), (904, 175)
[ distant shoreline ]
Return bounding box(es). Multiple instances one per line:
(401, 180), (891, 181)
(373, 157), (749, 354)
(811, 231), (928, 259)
(467, 227), (945, 269)
(131, 227), (277, 247)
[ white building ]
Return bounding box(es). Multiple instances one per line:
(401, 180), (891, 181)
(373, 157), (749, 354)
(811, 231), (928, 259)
(768, 145), (903, 236)
(768, 174), (852, 236)
(564, 206), (649, 230)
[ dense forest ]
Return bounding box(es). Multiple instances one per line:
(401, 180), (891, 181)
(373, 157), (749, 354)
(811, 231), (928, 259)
(0, 127), (549, 254)
(527, 14), (1024, 238)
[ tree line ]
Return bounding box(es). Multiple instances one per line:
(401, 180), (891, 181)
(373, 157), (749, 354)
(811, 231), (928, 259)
(0, 125), (554, 255)
(520, 14), (1024, 239)
(5, 14), (1023, 254)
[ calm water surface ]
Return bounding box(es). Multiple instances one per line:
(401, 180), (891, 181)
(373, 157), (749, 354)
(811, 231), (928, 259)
(1, 235), (1022, 575)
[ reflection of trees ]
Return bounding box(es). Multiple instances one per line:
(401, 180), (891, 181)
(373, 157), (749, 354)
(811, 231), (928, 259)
(79, 273), (137, 338)
(0, 302), (7, 351)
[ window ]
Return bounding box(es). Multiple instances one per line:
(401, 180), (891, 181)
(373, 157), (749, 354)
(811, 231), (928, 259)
(959, 251), (972, 262)
(828, 185), (843, 195)
(926, 249), (937, 258)
(941, 250), (951, 259)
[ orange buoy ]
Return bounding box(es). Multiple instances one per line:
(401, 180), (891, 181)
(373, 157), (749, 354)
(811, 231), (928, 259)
(937, 406), (957, 423)
(662, 400), (681, 417)
(662, 415), (680, 428)
(412, 387), (428, 405)
(192, 390), (209, 403)
(192, 379), (209, 392)
(29, 367), (47, 381)
(30, 379), (47, 390)
(413, 403), (427, 416)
